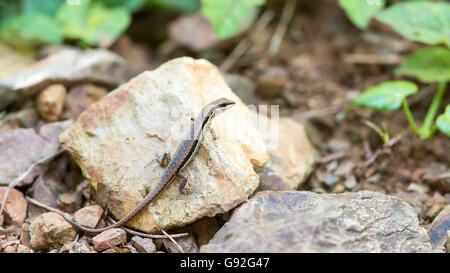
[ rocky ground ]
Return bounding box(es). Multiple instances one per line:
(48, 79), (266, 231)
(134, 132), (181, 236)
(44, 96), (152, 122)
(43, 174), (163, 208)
(0, 1), (449, 253)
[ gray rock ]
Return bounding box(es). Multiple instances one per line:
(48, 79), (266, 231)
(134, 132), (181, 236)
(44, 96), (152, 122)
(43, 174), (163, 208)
(428, 205), (450, 249)
(0, 120), (72, 186)
(0, 48), (126, 111)
(201, 191), (432, 253)
(131, 236), (156, 253)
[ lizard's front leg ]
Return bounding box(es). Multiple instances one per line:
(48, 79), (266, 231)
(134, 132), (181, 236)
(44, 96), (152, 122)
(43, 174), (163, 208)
(145, 152), (171, 168)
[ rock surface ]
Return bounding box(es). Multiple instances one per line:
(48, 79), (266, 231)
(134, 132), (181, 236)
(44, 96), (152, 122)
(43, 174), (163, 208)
(0, 120), (73, 186)
(257, 117), (318, 191)
(60, 57), (269, 233)
(0, 48), (126, 110)
(92, 228), (126, 251)
(29, 212), (76, 251)
(0, 187), (27, 226)
(131, 236), (156, 253)
(201, 191), (432, 253)
(36, 84), (67, 122)
(428, 205), (450, 250)
(62, 84), (108, 120)
(72, 205), (104, 228)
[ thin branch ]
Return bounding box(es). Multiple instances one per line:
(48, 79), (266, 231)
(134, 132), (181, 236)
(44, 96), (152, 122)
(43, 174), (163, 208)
(267, 0), (297, 56)
(220, 10), (274, 72)
(106, 217), (188, 239)
(27, 196), (188, 239)
(343, 53), (404, 65)
(1, 150), (63, 216)
(161, 229), (185, 253)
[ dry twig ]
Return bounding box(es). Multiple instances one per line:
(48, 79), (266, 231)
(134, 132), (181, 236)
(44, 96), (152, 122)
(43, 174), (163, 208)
(0, 150), (63, 216)
(267, 0), (297, 56)
(220, 10), (274, 72)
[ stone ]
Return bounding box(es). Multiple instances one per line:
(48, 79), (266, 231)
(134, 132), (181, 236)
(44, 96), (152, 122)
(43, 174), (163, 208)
(201, 191), (432, 253)
(446, 231), (450, 253)
(17, 244), (33, 253)
(257, 118), (318, 191)
(62, 84), (108, 120)
(72, 205), (104, 229)
(423, 162), (450, 192)
(2, 104), (40, 128)
(60, 57), (269, 233)
(92, 228), (127, 252)
(57, 192), (82, 213)
(36, 84), (67, 122)
(0, 48), (127, 111)
(428, 205), (450, 249)
(256, 66), (288, 98)
(20, 223), (31, 247)
(0, 120), (73, 186)
(0, 43), (35, 110)
(29, 212), (76, 251)
(131, 236), (156, 253)
(163, 233), (198, 253)
(0, 187), (27, 226)
(4, 245), (17, 253)
(223, 73), (255, 105)
(168, 13), (219, 52)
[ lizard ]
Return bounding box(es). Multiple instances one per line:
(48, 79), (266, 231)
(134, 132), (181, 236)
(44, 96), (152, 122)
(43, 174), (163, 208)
(56, 97), (236, 233)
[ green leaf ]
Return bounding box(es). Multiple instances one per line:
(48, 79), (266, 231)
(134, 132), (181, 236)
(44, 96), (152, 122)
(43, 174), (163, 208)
(1, 11), (62, 45)
(0, 0), (20, 21)
(57, 1), (131, 47)
(353, 81), (418, 111)
(338, 0), (385, 30)
(202, 0), (265, 38)
(395, 47), (450, 83)
(376, 1), (450, 47)
(147, 0), (200, 12)
(436, 104), (450, 137)
(103, 0), (146, 12)
(21, 0), (65, 16)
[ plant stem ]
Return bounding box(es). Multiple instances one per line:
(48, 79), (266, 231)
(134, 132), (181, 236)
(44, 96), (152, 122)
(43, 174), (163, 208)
(402, 99), (419, 135)
(423, 81), (447, 131)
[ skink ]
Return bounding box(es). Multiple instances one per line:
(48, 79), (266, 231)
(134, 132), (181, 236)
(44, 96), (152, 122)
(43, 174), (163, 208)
(58, 98), (235, 233)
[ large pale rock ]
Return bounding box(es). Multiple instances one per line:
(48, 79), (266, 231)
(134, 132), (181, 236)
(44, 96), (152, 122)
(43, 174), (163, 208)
(257, 117), (318, 191)
(0, 48), (126, 111)
(60, 57), (269, 233)
(0, 120), (73, 186)
(201, 191), (432, 253)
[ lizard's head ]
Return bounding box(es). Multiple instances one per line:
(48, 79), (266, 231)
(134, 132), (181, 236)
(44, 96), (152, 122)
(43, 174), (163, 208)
(201, 98), (236, 125)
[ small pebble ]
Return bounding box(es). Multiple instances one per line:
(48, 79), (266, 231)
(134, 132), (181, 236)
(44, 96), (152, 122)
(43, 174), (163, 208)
(92, 228), (126, 252)
(344, 175), (357, 189)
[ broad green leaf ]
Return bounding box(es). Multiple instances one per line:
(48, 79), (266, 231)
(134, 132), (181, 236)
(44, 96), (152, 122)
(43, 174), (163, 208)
(202, 0), (265, 38)
(353, 81), (418, 111)
(1, 11), (62, 44)
(0, 0), (19, 21)
(395, 47), (450, 83)
(22, 0), (65, 16)
(436, 104), (450, 137)
(376, 1), (450, 47)
(147, 0), (200, 12)
(57, 1), (131, 47)
(103, 0), (147, 12)
(338, 0), (385, 30)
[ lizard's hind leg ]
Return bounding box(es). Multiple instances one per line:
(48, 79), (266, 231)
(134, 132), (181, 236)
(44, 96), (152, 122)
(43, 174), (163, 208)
(177, 172), (189, 198)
